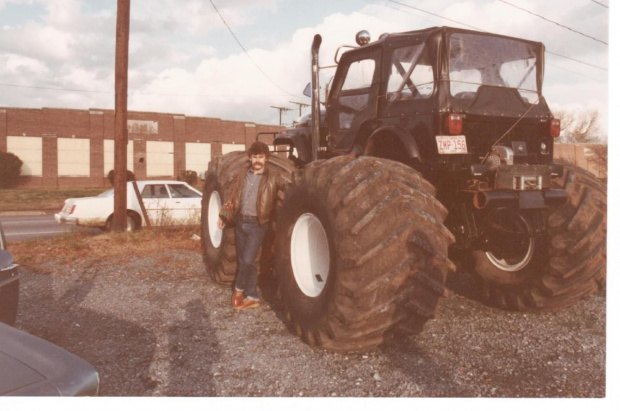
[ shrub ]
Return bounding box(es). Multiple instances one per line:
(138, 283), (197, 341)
(180, 170), (198, 186)
(0, 152), (23, 188)
(107, 169), (136, 185)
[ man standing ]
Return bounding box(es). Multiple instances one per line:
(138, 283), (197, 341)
(218, 141), (280, 310)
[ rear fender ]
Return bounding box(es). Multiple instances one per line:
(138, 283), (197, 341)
(364, 126), (421, 162)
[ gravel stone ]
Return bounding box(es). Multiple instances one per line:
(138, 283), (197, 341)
(14, 249), (605, 397)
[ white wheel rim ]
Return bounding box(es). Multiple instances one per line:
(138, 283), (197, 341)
(290, 213), (330, 297)
(485, 214), (535, 272)
(208, 191), (223, 248)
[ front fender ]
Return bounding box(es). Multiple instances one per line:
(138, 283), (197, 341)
(274, 133), (312, 164)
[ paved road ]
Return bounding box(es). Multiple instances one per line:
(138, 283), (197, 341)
(0, 214), (89, 242)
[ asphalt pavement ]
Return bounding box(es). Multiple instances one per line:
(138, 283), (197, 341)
(0, 212), (84, 242)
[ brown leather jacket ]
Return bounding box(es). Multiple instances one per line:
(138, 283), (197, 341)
(232, 164), (281, 225)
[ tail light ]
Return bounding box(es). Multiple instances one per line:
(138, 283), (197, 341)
(550, 118), (561, 138)
(69, 205), (76, 215)
(446, 113), (463, 135)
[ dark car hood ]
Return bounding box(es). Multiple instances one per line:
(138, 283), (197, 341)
(0, 323), (99, 396)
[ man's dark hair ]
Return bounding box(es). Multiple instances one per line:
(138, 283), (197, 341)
(247, 141), (270, 158)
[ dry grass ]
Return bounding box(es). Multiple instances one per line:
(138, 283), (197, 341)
(0, 187), (106, 212)
(10, 226), (202, 268)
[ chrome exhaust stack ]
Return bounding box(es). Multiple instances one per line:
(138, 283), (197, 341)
(311, 34), (322, 162)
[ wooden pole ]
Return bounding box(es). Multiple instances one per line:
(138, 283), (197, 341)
(113, 0), (130, 231)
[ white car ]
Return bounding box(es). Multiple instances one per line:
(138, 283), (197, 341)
(55, 180), (202, 231)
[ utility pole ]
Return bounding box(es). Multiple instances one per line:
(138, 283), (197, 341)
(270, 105), (292, 126)
(113, 0), (130, 231)
(289, 101), (310, 117)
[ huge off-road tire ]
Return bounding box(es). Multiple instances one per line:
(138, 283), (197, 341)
(274, 156), (455, 351)
(201, 151), (295, 284)
(472, 164), (606, 310)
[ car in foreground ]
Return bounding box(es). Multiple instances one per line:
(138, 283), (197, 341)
(55, 180), (202, 231)
(0, 322), (100, 396)
(0, 223), (100, 396)
(0, 222), (18, 326)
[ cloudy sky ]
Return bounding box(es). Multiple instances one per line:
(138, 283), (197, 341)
(0, 0), (612, 135)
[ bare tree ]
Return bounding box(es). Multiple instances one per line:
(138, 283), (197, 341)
(553, 109), (607, 181)
(554, 109), (602, 143)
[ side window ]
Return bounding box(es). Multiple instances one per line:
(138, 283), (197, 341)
(168, 184), (201, 198)
(142, 184), (169, 199)
(336, 57), (376, 130)
(342, 59), (375, 91)
(387, 44), (434, 100)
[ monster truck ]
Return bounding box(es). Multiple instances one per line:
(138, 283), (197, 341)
(202, 26), (606, 351)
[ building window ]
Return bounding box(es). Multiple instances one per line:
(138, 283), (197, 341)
(104, 140), (134, 176)
(58, 138), (90, 177)
(7, 136), (42, 177)
(185, 142), (211, 179)
(146, 141), (174, 177)
(221, 143), (246, 154)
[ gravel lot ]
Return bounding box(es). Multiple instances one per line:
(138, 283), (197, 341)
(14, 248), (605, 398)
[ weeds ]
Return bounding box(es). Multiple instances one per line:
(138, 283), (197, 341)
(10, 225), (202, 268)
(0, 187), (105, 211)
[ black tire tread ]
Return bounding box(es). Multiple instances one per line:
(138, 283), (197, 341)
(278, 156), (455, 351)
(201, 151), (296, 284)
(476, 164), (606, 310)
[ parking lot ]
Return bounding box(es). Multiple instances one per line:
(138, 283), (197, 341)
(13, 242), (605, 397)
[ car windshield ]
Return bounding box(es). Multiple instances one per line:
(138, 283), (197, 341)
(168, 184), (201, 198)
(448, 33), (539, 103)
(98, 189), (114, 197)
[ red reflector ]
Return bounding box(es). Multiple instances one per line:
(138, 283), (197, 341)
(446, 113), (463, 135)
(70, 205), (76, 215)
(550, 118), (561, 138)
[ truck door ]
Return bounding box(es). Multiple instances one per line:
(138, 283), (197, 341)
(327, 47), (381, 153)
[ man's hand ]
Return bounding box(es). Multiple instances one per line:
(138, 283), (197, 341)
(217, 218), (226, 229)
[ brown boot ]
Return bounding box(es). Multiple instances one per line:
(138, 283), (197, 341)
(235, 298), (260, 310)
(232, 290), (244, 308)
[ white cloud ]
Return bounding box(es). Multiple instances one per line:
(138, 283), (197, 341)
(0, 53), (48, 74)
(0, 0), (610, 134)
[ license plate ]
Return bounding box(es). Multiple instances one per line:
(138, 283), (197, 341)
(436, 135), (468, 154)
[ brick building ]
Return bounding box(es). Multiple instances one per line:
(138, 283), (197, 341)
(1, 106), (606, 188)
(554, 143), (607, 179)
(0, 107), (282, 188)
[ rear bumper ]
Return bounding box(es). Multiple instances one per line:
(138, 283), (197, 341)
(54, 213), (77, 225)
(472, 188), (568, 210)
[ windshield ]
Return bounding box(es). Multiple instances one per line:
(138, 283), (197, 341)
(98, 188), (114, 197)
(449, 33), (539, 103)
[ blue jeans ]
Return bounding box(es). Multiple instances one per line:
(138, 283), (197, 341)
(234, 218), (268, 300)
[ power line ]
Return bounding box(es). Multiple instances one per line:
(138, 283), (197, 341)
(383, 0), (607, 72)
(208, 0), (298, 97)
(386, 0), (482, 31)
(0, 82), (295, 98)
(591, 0), (608, 8)
(545, 50), (607, 71)
(545, 61), (606, 83)
(498, 0), (607, 45)
(0, 82), (112, 94)
(360, 0), (439, 26)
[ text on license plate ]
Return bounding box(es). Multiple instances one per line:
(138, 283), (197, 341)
(436, 135), (468, 154)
